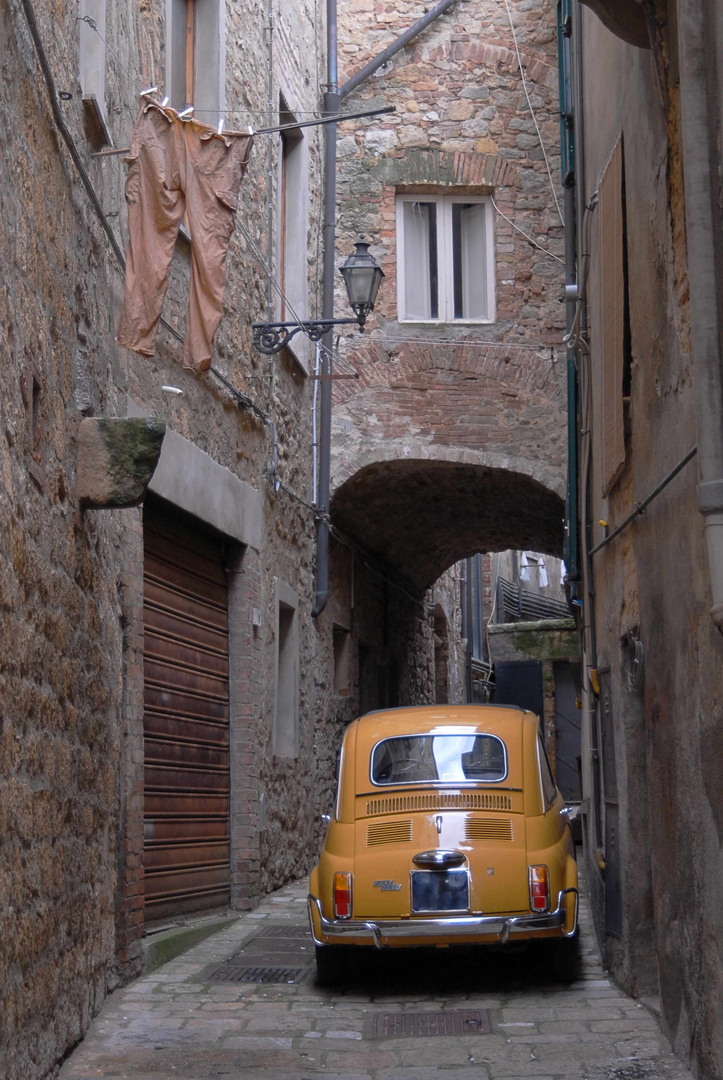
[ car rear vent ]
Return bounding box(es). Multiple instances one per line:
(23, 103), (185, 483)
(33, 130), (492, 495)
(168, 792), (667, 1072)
(465, 818), (514, 842)
(366, 793), (512, 816)
(366, 820), (413, 846)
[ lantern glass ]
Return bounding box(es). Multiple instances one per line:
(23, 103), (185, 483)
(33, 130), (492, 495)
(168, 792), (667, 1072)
(339, 237), (384, 321)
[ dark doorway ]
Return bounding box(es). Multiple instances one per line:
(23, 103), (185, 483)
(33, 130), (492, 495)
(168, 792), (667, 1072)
(492, 660), (544, 721)
(553, 661), (582, 801)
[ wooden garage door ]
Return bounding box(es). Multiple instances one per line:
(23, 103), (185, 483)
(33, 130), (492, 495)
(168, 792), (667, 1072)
(143, 502), (230, 920)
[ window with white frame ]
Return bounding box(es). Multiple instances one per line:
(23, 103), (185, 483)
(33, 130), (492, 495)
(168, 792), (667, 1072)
(396, 194), (495, 323)
(79, 0), (106, 105)
(166, 0), (225, 118)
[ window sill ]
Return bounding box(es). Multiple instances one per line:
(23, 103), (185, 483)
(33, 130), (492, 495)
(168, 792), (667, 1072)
(82, 94), (113, 152)
(396, 317), (497, 327)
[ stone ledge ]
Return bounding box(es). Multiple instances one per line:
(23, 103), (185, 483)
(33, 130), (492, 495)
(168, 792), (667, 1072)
(488, 618), (579, 663)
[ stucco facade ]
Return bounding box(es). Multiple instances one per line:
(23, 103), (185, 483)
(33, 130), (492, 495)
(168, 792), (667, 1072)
(568, 2), (723, 1077)
(2, 1), (579, 1077)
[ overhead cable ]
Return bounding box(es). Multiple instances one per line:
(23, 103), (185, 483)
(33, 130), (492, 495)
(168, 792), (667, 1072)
(491, 198), (564, 263)
(502, 0), (564, 226)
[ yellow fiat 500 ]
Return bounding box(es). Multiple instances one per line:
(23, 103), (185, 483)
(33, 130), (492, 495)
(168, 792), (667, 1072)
(308, 705), (578, 984)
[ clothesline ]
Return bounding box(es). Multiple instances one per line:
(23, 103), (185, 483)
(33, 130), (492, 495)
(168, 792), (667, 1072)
(91, 102), (396, 156)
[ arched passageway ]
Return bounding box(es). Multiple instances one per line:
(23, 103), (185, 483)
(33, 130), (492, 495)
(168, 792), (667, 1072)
(322, 455), (566, 725)
(331, 458), (565, 596)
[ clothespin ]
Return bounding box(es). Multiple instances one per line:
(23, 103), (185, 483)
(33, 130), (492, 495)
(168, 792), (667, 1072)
(217, 117), (225, 136)
(140, 86), (159, 98)
(178, 106), (194, 119)
(161, 96), (169, 108)
(248, 125), (255, 136)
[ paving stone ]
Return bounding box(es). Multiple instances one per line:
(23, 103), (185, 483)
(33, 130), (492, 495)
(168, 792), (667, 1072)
(59, 877), (696, 1080)
(376, 1070), (491, 1080)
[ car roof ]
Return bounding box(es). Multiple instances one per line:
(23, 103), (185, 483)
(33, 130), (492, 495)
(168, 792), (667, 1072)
(353, 704), (532, 740)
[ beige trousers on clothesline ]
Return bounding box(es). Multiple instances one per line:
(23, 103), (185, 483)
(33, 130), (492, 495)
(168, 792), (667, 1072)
(117, 102), (253, 373)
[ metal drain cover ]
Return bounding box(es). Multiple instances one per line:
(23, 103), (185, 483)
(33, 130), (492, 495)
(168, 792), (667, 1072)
(257, 924), (311, 939)
(374, 1009), (491, 1038)
(205, 961), (307, 985)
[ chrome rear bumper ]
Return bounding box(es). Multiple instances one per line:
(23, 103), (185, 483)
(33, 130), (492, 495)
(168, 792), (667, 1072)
(308, 887), (578, 949)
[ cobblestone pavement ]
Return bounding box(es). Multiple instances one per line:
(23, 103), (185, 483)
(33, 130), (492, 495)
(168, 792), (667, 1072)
(60, 879), (694, 1080)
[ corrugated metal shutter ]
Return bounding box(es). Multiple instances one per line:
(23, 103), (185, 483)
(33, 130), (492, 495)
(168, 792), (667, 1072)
(599, 137), (625, 495)
(143, 501), (230, 920)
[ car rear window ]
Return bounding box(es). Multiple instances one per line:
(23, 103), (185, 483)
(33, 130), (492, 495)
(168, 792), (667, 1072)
(371, 734), (507, 786)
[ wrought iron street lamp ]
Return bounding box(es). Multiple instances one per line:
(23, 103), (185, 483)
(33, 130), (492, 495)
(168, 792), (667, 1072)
(252, 237), (384, 355)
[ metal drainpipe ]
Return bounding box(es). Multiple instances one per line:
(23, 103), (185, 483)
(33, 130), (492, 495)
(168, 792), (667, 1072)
(338, 0), (458, 100)
(311, 0), (339, 618)
(465, 557), (475, 703)
(267, 3), (275, 321)
(564, 182), (579, 587)
(312, 0), (459, 617)
(678, 0), (723, 628)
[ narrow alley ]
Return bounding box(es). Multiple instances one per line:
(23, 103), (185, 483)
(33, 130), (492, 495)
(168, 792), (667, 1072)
(3, 0), (723, 1077)
(59, 876), (693, 1080)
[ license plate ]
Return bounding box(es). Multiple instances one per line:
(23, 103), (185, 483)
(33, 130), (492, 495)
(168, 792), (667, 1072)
(411, 870), (469, 913)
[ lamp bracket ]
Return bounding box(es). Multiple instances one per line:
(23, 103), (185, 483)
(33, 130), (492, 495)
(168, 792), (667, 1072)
(252, 317), (363, 355)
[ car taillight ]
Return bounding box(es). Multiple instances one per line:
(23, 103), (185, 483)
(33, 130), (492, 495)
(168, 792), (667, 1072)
(333, 872), (352, 919)
(528, 865), (550, 912)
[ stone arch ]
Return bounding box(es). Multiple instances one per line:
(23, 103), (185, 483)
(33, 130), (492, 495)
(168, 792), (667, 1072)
(332, 441), (564, 502)
(330, 457), (565, 596)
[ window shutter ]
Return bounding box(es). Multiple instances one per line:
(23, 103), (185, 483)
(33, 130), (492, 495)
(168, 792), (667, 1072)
(599, 138), (625, 495)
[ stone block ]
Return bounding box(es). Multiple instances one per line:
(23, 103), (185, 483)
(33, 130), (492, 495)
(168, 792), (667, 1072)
(77, 417), (166, 510)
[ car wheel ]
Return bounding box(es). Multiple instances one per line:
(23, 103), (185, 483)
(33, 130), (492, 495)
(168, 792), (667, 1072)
(550, 934), (580, 983)
(314, 944), (353, 987)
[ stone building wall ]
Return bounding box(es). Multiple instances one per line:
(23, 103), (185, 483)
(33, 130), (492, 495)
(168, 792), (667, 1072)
(0, 0), (327, 1075)
(317, 0), (567, 714)
(331, 0), (567, 495)
(574, 4), (723, 1077)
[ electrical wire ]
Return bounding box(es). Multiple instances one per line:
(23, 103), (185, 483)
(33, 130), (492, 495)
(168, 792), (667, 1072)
(234, 218), (360, 374)
(19, 0), (306, 478)
(563, 191), (598, 350)
(491, 198), (564, 263)
(77, 15), (147, 89)
(328, 523), (428, 612)
(502, 0), (564, 226)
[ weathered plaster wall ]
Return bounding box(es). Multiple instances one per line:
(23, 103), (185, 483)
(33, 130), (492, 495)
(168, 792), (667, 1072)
(579, 6), (723, 1077)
